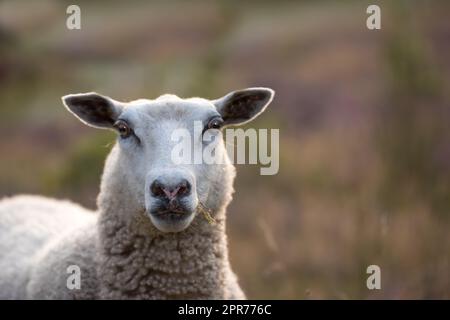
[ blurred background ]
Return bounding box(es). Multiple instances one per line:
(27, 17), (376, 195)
(0, 0), (449, 299)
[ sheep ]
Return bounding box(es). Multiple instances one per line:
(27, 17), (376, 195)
(0, 87), (275, 299)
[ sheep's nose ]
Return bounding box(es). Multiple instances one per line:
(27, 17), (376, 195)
(150, 179), (191, 200)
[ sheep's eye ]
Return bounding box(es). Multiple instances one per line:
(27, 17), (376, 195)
(113, 120), (132, 138)
(206, 117), (224, 131)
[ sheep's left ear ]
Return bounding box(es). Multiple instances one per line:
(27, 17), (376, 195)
(212, 87), (275, 126)
(62, 92), (124, 129)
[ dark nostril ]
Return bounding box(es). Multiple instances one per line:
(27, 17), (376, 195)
(150, 180), (165, 198)
(177, 179), (191, 196)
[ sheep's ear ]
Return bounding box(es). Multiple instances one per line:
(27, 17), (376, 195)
(212, 87), (274, 126)
(62, 93), (123, 129)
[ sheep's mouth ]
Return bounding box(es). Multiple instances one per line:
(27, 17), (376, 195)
(152, 210), (190, 220)
(148, 209), (195, 233)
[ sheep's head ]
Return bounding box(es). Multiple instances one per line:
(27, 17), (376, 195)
(62, 88), (274, 233)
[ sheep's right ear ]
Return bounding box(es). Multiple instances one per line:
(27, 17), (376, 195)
(62, 93), (123, 129)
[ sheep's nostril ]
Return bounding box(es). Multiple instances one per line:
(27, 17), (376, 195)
(178, 180), (191, 196)
(178, 186), (187, 195)
(150, 180), (165, 198)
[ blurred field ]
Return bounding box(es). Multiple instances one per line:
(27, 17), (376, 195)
(1, 0), (449, 299)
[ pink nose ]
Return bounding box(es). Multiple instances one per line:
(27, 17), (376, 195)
(150, 179), (191, 200)
(162, 186), (180, 200)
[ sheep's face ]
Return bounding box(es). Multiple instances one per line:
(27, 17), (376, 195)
(62, 88), (274, 233)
